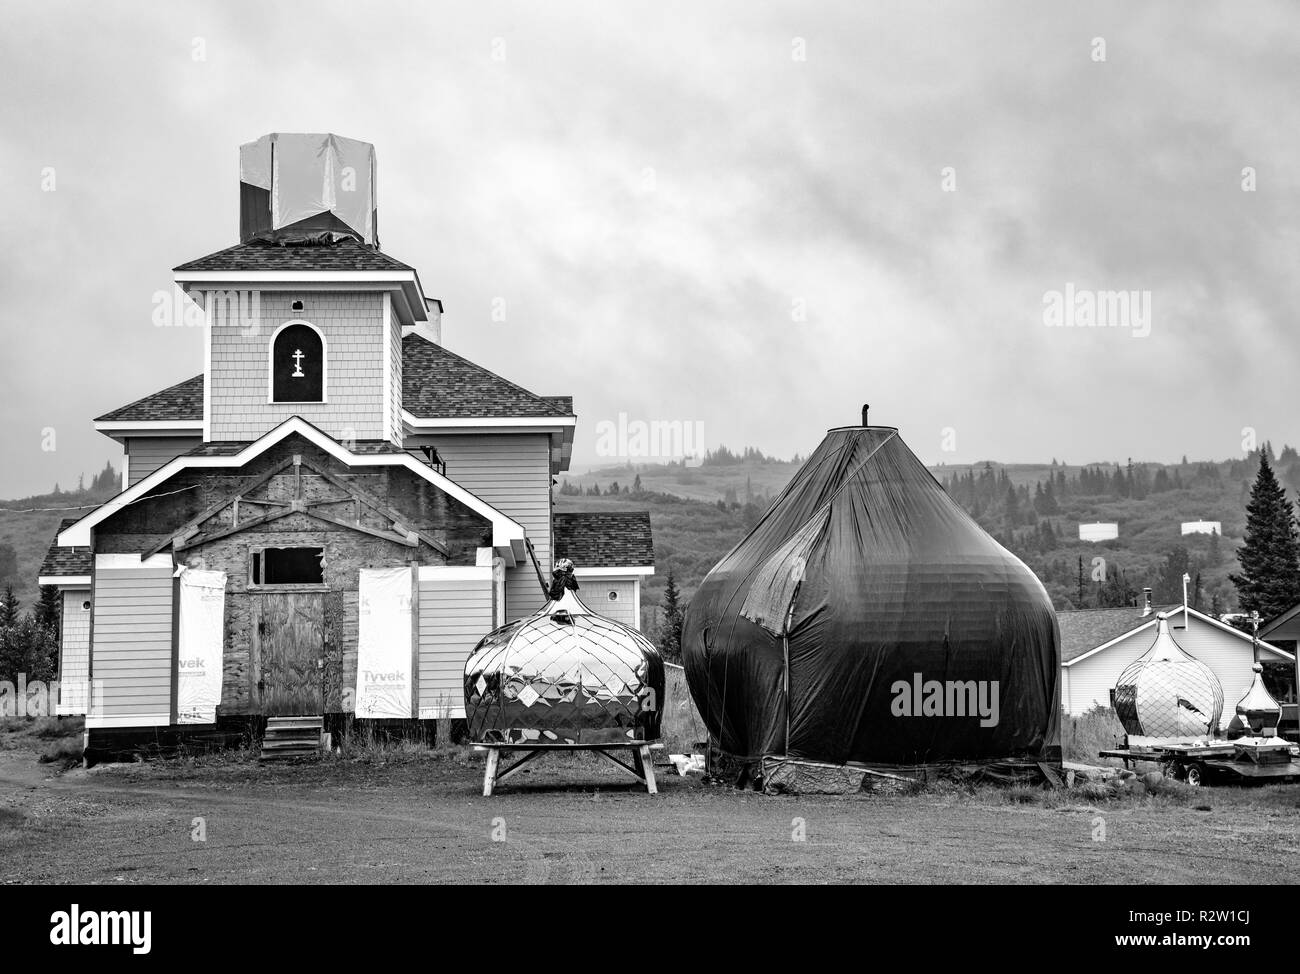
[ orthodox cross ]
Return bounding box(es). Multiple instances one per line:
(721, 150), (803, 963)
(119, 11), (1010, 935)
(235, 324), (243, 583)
(292, 349), (305, 377)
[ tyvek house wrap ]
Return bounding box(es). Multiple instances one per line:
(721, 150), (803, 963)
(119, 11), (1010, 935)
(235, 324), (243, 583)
(239, 133), (377, 245)
(682, 425), (1061, 767)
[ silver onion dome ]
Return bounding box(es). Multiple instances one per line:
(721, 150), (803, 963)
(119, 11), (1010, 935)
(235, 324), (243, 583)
(1113, 613), (1224, 739)
(1233, 662), (1282, 736)
(464, 566), (665, 746)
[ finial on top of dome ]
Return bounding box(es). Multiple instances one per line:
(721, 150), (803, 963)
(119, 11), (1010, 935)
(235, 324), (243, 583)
(548, 558), (580, 600)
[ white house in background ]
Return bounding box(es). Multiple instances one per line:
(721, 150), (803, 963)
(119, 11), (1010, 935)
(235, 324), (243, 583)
(1078, 522), (1118, 542)
(1057, 603), (1294, 718)
(1181, 520), (1221, 536)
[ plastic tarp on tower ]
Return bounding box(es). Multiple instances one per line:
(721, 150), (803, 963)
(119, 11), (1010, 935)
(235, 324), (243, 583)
(682, 425), (1061, 767)
(239, 133), (378, 245)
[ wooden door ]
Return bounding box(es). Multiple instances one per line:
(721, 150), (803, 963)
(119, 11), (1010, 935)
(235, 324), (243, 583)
(252, 593), (326, 716)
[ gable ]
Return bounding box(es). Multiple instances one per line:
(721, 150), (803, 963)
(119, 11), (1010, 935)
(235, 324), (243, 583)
(93, 433), (492, 564)
(61, 417), (526, 561)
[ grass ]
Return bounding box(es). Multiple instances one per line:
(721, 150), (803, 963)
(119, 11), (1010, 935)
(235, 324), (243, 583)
(0, 715), (82, 742)
(660, 664), (706, 756)
(0, 715), (85, 769)
(1062, 704), (1127, 766)
(38, 737), (84, 768)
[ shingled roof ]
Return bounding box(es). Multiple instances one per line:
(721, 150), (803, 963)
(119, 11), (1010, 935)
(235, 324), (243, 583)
(553, 512), (654, 569)
(97, 338), (571, 426)
(174, 238), (413, 273)
(181, 439), (408, 458)
(1057, 605), (1177, 663)
(95, 374), (204, 423)
(39, 519), (93, 579)
(402, 334), (573, 419)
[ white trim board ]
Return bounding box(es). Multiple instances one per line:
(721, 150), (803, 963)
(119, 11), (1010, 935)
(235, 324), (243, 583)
(175, 270), (418, 284)
(416, 565), (495, 582)
(573, 566), (655, 578)
(95, 422), (204, 434)
(38, 575), (92, 587)
(58, 416), (526, 559)
(86, 713), (172, 729)
(401, 411), (575, 430)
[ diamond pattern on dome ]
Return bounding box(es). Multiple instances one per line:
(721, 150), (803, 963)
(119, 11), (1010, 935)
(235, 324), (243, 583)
(465, 595), (665, 746)
(1114, 618), (1224, 738)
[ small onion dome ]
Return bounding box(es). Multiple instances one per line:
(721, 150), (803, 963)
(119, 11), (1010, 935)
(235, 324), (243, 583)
(1114, 613), (1224, 739)
(1233, 662), (1282, 736)
(464, 581), (665, 746)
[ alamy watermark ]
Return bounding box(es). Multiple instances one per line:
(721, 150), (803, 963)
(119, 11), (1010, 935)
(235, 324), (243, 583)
(152, 285), (261, 334)
(890, 672), (999, 727)
(0, 674), (103, 717)
(1042, 283), (1151, 338)
(595, 412), (705, 461)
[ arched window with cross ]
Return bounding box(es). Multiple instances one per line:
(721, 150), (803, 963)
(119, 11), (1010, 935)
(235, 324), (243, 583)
(269, 321), (325, 403)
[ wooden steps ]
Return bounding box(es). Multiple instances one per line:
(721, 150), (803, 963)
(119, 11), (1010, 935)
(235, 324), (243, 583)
(260, 716), (325, 761)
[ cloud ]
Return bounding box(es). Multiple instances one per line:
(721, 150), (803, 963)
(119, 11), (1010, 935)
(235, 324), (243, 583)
(0, 0), (1296, 498)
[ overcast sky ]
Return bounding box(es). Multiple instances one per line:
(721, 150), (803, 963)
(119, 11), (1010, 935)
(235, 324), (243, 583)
(1, 1), (1297, 498)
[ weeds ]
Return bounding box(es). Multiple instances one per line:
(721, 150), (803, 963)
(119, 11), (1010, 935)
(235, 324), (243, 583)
(38, 737), (84, 768)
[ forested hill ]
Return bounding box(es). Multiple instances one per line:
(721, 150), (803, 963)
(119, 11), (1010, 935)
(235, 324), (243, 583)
(559, 444), (1300, 626)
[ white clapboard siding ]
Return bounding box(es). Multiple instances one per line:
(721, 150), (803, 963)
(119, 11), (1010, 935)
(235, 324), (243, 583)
(424, 434), (552, 622)
(57, 589), (92, 715)
(1064, 614), (1293, 720)
(89, 556), (174, 726)
(584, 579), (637, 628)
(417, 568), (495, 719)
(126, 436), (202, 486)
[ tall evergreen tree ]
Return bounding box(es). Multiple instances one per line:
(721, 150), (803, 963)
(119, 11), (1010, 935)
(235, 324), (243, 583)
(1230, 452), (1300, 620)
(35, 585), (61, 636)
(657, 567), (684, 663)
(0, 584), (17, 629)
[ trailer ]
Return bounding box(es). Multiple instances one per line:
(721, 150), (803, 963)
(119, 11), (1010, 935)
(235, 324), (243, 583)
(1099, 738), (1300, 786)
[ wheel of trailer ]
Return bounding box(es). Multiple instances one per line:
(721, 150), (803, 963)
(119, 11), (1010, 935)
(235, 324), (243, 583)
(1184, 764), (1203, 787)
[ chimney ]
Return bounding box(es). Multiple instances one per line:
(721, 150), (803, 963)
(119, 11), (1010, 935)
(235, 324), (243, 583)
(1141, 588), (1153, 617)
(861, 403), (870, 427)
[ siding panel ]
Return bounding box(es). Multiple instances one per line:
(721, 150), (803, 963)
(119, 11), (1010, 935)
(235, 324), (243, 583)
(417, 572), (494, 719)
(422, 434), (552, 623)
(126, 437), (202, 486)
(57, 589), (92, 715)
(90, 555), (174, 726)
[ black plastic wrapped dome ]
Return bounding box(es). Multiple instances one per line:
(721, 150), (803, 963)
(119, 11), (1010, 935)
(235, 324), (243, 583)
(682, 423), (1061, 766)
(1113, 613), (1222, 739)
(464, 578), (665, 746)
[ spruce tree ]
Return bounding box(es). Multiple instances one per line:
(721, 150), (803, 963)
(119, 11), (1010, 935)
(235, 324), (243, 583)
(657, 567), (684, 663)
(0, 584), (17, 629)
(1230, 452), (1300, 620)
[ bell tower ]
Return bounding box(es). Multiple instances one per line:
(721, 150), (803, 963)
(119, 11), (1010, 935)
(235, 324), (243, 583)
(173, 134), (436, 448)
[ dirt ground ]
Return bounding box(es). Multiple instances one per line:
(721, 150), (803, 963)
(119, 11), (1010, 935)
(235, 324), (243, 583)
(1, 735), (1298, 885)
